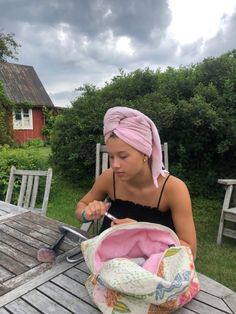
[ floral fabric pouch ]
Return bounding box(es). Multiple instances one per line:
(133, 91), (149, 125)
(81, 222), (200, 314)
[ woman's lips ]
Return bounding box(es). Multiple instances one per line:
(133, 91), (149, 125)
(115, 171), (125, 176)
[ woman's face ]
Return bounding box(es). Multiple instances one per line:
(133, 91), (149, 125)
(106, 136), (146, 181)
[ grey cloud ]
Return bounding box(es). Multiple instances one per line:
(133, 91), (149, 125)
(0, 0), (235, 107)
(201, 11), (236, 58)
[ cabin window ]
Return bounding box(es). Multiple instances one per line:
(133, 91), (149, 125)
(13, 108), (33, 130)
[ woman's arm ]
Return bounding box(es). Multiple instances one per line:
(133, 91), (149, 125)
(167, 176), (197, 259)
(75, 169), (112, 222)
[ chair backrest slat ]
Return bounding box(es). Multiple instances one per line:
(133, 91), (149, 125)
(5, 166), (52, 216)
(41, 168), (53, 216)
(18, 175), (27, 207)
(5, 167), (16, 203)
(163, 142), (169, 172)
(30, 176), (39, 209)
(24, 175), (34, 208)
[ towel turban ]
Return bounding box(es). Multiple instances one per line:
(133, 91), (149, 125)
(103, 106), (167, 187)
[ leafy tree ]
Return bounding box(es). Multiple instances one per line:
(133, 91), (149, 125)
(51, 50), (236, 196)
(0, 32), (21, 144)
(0, 32), (21, 61)
(41, 106), (63, 143)
(0, 81), (14, 145)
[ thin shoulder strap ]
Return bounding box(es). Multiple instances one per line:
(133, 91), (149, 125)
(157, 174), (171, 208)
(113, 171), (116, 200)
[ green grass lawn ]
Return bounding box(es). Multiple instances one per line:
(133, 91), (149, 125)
(192, 197), (236, 292)
(47, 174), (85, 228)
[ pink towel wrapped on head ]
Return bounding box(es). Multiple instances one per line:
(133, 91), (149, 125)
(103, 106), (168, 187)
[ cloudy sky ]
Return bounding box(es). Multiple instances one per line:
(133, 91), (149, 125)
(0, 0), (236, 107)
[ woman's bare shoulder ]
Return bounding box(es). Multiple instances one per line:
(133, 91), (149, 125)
(94, 168), (113, 190)
(166, 174), (189, 192)
(96, 167), (113, 181)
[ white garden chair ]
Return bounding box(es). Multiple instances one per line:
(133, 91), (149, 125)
(5, 166), (52, 216)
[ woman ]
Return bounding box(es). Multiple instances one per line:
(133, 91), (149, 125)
(75, 106), (197, 258)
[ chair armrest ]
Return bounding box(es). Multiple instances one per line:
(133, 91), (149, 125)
(218, 179), (236, 186)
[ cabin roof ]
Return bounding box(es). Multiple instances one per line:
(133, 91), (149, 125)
(0, 61), (54, 107)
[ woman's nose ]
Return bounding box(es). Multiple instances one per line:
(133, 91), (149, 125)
(112, 158), (120, 168)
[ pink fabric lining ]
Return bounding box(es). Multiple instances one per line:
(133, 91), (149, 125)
(94, 228), (179, 274)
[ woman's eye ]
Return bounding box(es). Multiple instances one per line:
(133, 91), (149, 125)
(120, 155), (127, 159)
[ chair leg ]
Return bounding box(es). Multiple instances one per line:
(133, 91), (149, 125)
(217, 185), (233, 245)
(217, 211), (225, 245)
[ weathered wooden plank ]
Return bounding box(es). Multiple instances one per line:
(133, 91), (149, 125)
(224, 292), (236, 314)
(24, 175), (33, 208)
(38, 281), (100, 313)
(3, 263), (51, 291)
(194, 290), (233, 313)
(23, 211), (62, 232)
(22, 289), (71, 313)
(76, 261), (90, 274)
(17, 175), (27, 207)
(0, 241), (39, 268)
(11, 216), (59, 237)
(9, 217), (74, 251)
(223, 227), (236, 238)
(5, 298), (41, 314)
(64, 267), (89, 285)
(0, 211), (8, 216)
(0, 201), (19, 214)
(0, 213), (26, 222)
(0, 231), (38, 257)
(0, 308), (10, 314)
(51, 274), (93, 305)
(0, 224), (46, 248)
(51, 274), (89, 300)
(5, 220), (56, 245)
(185, 298), (232, 314)
(0, 267), (14, 283)
(218, 179), (236, 186)
(197, 272), (233, 297)
(0, 252), (28, 275)
(0, 202), (27, 215)
(0, 285), (10, 297)
(12, 169), (50, 176)
(30, 175), (39, 209)
(0, 251), (81, 307)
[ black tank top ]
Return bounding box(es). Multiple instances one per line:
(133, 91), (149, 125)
(99, 174), (175, 233)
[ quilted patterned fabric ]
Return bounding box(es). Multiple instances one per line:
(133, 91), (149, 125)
(81, 222), (200, 314)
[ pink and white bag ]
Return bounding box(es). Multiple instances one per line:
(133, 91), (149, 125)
(81, 222), (200, 314)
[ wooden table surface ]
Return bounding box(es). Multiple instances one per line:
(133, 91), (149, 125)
(0, 202), (235, 313)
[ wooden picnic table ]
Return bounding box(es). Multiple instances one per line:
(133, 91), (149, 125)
(0, 201), (235, 313)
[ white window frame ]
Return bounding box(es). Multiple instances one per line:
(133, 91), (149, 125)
(12, 108), (33, 130)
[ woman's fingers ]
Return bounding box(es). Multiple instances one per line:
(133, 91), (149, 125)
(84, 201), (108, 220)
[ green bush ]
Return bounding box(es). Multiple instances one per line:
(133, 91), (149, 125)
(21, 138), (45, 148)
(0, 146), (51, 200)
(50, 51), (236, 197)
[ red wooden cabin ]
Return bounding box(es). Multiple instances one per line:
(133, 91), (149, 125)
(0, 62), (55, 144)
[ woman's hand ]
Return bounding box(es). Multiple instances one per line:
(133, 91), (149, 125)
(82, 201), (110, 221)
